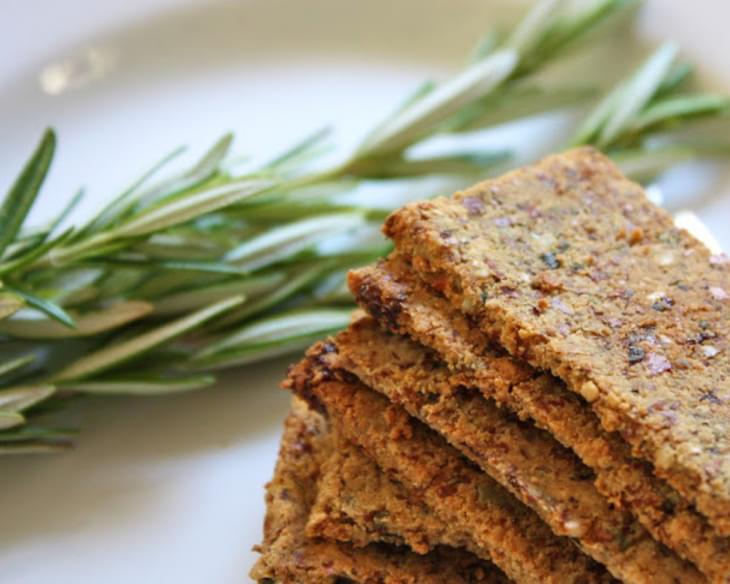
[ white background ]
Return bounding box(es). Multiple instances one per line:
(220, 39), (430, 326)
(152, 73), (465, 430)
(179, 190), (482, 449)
(0, 1), (728, 582)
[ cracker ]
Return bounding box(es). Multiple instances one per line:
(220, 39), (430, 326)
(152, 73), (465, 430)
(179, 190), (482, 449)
(285, 358), (614, 584)
(250, 397), (500, 584)
(309, 430), (474, 556)
(384, 147), (730, 534)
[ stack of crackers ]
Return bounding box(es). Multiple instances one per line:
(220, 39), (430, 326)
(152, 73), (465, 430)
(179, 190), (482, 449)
(251, 148), (730, 583)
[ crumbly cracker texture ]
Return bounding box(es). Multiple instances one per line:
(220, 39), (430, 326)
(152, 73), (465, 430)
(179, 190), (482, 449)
(384, 147), (730, 534)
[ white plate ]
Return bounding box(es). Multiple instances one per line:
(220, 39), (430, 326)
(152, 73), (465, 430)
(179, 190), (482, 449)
(0, 1), (728, 583)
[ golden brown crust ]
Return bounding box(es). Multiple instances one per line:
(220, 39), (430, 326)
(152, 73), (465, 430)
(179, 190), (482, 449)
(327, 318), (703, 584)
(348, 256), (730, 583)
(383, 147), (730, 534)
(250, 397), (505, 584)
(285, 359), (615, 584)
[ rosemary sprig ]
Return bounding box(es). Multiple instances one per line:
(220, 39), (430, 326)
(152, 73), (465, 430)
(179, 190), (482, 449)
(0, 0), (726, 452)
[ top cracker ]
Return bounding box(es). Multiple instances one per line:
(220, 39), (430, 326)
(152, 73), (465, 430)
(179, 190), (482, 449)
(384, 146), (730, 534)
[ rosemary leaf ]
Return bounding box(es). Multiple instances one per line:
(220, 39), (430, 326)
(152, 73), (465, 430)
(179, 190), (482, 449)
(152, 274), (285, 316)
(631, 93), (730, 132)
(2, 232), (47, 264)
(239, 199), (376, 224)
(263, 127), (333, 173)
(0, 412), (25, 430)
(193, 307), (352, 369)
(0, 129), (56, 257)
(53, 295), (244, 381)
(0, 355), (35, 379)
(50, 179), (275, 266)
(570, 78), (627, 146)
(132, 270), (206, 300)
(211, 264), (331, 329)
(107, 258), (248, 275)
(197, 307), (350, 356)
(191, 335), (325, 370)
(8, 287), (76, 329)
(134, 133), (234, 210)
(49, 240), (133, 266)
(61, 374), (216, 395)
(598, 42), (679, 147)
(92, 267), (148, 301)
(0, 385), (55, 412)
(445, 85), (594, 133)
(347, 151), (511, 179)
(84, 145), (187, 234)
(223, 212), (366, 272)
(359, 81), (437, 148)
(0, 300), (153, 340)
(132, 236), (226, 261)
(44, 268), (104, 305)
(529, 0), (634, 70)
(45, 188), (84, 241)
(358, 49), (518, 156)
(312, 275), (352, 304)
(504, 0), (564, 58)
(113, 178), (275, 238)
(0, 227), (75, 276)
(656, 61), (693, 96)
